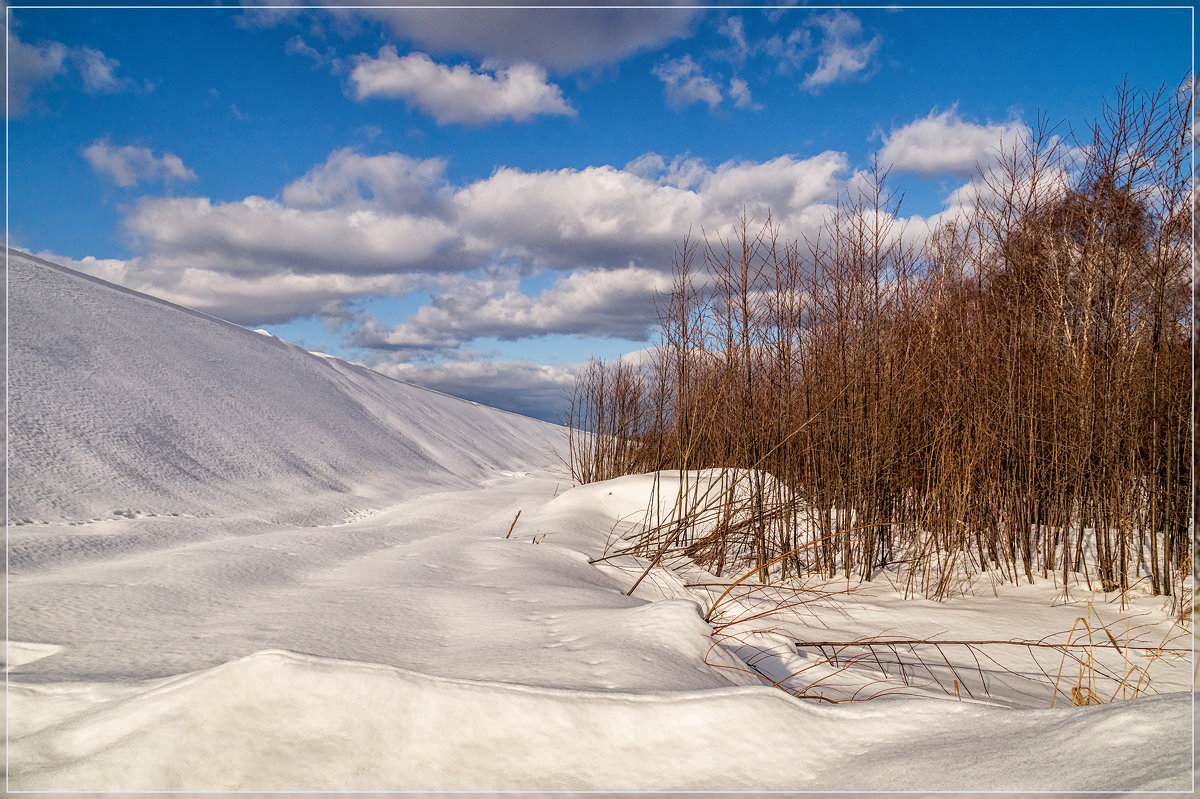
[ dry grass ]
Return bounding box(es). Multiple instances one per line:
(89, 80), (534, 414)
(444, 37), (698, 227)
(566, 80), (1193, 605)
(704, 576), (1191, 706)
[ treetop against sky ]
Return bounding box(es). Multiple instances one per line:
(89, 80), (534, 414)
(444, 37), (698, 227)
(7, 3), (1192, 421)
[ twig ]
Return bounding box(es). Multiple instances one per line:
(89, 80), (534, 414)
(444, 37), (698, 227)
(504, 510), (521, 539)
(790, 637), (1186, 653)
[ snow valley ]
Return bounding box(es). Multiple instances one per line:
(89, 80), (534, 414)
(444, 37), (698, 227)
(6, 250), (1193, 792)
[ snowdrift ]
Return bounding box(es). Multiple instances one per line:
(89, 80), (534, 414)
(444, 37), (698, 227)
(7, 249), (560, 527)
(6, 249), (1193, 791)
(10, 648), (1190, 792)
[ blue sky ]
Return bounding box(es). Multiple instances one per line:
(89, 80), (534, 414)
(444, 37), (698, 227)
(7, 3), (1193, 421)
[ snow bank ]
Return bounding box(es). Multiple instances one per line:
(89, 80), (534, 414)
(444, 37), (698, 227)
(7, 249), (562, 528)
(10, 648), (1191, 792)
(7, 250), (1192, 792)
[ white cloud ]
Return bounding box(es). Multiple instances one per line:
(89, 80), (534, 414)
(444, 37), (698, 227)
(45, 140), (896, 424)
(697, 151), (849, 217)
(5, 21), (138, 115)
(148, 267), (425, 326)
(117, 147), (851, 290)
(373, 358), (577, 423)
(763, 27), (811, 74)
(719, 16), (753, 63)
(281, 148), (448, 212)
(729, 77), (760, 111)
(802, 11), (881, 91)
(37, 251), (130, 286)
(879, 108), (1029, 178)
(74, 145), (862, 360)
(82, 140), (198, 187)
(358, 266), (672, 355)
(624, 152), (669, 181)
(652, 55), (723, 111)
(347, 6), (698, 74)
(37, 249), (426, 326)
(6, 29), (66, 114)
(285, 35), (340, 70)
(452, 164), (705, 269)
(346, 151), (851, 357)
(72, 46), (129, 93)
(935, 162), (1070, 226)
(349, 47), (575, 125)
(662, 155), (713, 191)
(124, 195), (460, 277)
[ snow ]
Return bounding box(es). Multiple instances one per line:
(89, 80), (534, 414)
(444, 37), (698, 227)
(8, 251), (559, 529)
(6, 250), (1194, 792)
(10, 648), (1190, 792)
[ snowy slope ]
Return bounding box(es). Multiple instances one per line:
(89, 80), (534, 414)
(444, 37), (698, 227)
(8, 249), (561, 528)
(6, 249), (1193, 792)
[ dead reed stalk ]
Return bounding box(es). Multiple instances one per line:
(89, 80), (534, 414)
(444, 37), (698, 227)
(566, 80), (1193, 603)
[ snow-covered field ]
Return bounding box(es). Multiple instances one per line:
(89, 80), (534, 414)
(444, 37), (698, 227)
(6, 250), (1194, 792)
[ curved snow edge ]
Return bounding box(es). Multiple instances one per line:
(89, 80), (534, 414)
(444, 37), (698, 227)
(9, 648), (1191, 792)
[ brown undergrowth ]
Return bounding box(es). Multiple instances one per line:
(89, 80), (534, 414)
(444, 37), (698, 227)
(567, 80), (1193, 604)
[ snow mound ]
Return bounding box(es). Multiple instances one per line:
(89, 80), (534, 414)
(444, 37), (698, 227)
(7, 249), (562, 527)
(10, 647), (1190, 792)
(7, 250), (1193, 792)
(4, 641), (63, 672)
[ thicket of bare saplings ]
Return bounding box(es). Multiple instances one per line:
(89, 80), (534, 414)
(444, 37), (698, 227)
(567, 83), (1193, 600)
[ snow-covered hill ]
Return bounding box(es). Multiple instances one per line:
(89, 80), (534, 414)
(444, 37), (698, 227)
(6, 249), (1192, 792)
(8, 249), (561, 528)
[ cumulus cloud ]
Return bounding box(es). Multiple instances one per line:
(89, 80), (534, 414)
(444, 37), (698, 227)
(693, 151), (849, 217)
(452, 164), (705, 269)
(6, 29), (66, 114)
(357, 266), (671, 356)
(653, 55), (723, 111)
(879, 108), (1029, 178)
(83, 140), (197, 187)
(114, 145), (851, 288)
(802, 11), (881, 91)
(628, 153), (710, 190)
(372, 358), (577, 423)
(452, 152), (844, 268)
(37, 248), (427, 326)
(718, 16), (754, 63)
(281, 148), (448, 212)
(147, 267), (426, 326)
(934, 162), (1070, 230)
(50, 141), (878, 419)
(72, 46), (130, 93)
(67, 145), (860, 367)
(36, 251), (130, 287)
(728, 77), (760, 111)
(349, 6), (699, 74)
(623, 152), (669, 181)
(349, 47), (575, 125)
(118, 146), (460, 286)
(340, 151), (849, 362)
(763, 27), (811, 74)
(124, 195), (460, 277)
(5, 22), (137, 115)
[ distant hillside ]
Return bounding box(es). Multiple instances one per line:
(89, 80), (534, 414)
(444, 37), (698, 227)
(7, 250), (563, 525)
